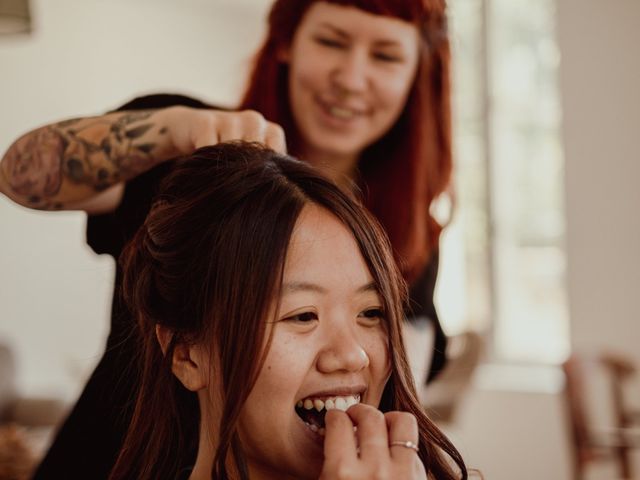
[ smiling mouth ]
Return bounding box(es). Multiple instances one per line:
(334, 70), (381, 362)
(295, 394), (361, 433)
(317, 98), (367, 122)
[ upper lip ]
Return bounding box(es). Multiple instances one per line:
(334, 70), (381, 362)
(297, 385), (367, 401)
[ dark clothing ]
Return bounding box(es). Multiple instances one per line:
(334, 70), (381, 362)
(32, 93), (447, 479)
(409, 249), (447, 383)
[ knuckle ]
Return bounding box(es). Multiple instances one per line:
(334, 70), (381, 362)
(406, 413), (418, 429)
(334, 464), (357, 479)
(198, 110), (217, 130)
(362, 407), (386, 424)
(386, 410), (418, 429)
(268, 122), (285, 136)
(240, 109), (265, 125)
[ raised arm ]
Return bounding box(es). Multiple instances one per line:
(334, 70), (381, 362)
(0, 106), (285, 213)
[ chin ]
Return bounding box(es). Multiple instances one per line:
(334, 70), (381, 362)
(306, 135), (369, 161)
(254, 456), (323, 480)
(288, 458), (324, 480)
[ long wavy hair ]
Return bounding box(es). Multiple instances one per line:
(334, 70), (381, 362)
(241, 0), (452, 282)
(108, 143), (465, 479)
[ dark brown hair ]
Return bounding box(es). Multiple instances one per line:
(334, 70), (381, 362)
(109, 142), (465, 479)
(241, 0), (452, 282)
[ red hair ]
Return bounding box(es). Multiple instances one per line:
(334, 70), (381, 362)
(241, 0), (452, 282)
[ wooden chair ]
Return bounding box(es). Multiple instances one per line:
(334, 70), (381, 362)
(562, 352), (640, 479)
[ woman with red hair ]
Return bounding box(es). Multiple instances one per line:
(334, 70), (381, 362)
(0, 1), (454, 478)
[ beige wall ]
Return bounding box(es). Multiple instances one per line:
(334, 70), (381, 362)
(450, 2), (640, 479)
(0, 0), (269, 400)
(558, 0), (640, 365)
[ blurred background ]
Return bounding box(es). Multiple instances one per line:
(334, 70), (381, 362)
(0, 0), (638, 478)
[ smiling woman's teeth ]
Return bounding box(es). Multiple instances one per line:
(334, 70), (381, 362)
(296, 394), (361, 436)
(329, 106), (355, 119)
(297, 394), (360, 412)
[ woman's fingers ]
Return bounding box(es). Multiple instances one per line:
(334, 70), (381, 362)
(385, 411), (419, 461)
(385, 411), (426, 479)
(191, 109), (287, 153)
(346, 404), (390, 463)
(321, 405), (426, 480)
(265, 122), (287, 153)
(323, 409), (359, 466)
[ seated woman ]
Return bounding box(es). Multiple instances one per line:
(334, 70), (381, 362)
(110, 142), (466, 480)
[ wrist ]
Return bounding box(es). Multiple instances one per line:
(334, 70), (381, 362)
(158, 106), (195, 158)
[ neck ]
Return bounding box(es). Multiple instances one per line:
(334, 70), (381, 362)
(300, 145), (360, 190)
(188, 421), (216, 480)
(189, 390), (221, 480)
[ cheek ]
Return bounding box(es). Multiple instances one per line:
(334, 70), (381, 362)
(290, 41), (324, 87)
(239, 349), (300, 440)
(366, 328), (392, 385)
(248, 332), (312, 405)
(288, 59), (316, 126)
(378, 70), (416, 113)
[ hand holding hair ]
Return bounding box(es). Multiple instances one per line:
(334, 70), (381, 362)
(161, 105), (287, 155)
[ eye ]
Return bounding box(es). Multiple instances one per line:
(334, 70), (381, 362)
(314, 36), (347, 49)
(372, 52), (403, 63)
(284, 311), (319, 324)
(358, 308), (385, 326)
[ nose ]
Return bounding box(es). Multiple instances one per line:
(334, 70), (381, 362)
(331, 47), (370, 96)
(316, 322), (370, 373)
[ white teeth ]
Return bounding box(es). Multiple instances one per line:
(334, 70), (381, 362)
(329, 106), (355, 119)
(304, 422), (326, 436)
(345, 396), (359, 409)
(334, 397), (348, 411)
(298, 394), (361, 412)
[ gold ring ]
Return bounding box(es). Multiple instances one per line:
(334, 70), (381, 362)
(389, 440), (419, 452)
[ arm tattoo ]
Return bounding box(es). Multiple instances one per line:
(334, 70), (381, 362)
(2, 127), (65, 207)
(2, 110), (169, 208)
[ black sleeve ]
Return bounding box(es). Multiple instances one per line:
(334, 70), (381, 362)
(34, 94), (216, 480)
(407, 250), (448, 384)
(86, 93), (215, 257)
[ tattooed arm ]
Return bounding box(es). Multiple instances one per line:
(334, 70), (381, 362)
(0, 106), (286, 213)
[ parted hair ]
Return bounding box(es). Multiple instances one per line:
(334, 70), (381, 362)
(241, 0), (452, 282)
(108, 142), (466, 480)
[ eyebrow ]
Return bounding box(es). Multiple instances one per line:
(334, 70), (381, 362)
(282, 280), (378, 295)
(316, 22), (404, 48)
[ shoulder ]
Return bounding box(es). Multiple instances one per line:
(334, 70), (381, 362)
(111, 93), (216, 112)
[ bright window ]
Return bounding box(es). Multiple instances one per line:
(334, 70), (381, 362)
(437, 0), (569, 364)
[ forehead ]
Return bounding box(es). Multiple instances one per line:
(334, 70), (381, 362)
(283, 204), (373, 287)
(297, 2), (420, 47)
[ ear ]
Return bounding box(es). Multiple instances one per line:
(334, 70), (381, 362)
(156, 325), (209, 392)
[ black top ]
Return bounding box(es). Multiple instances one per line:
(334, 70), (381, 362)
(32, 93), (447, 480)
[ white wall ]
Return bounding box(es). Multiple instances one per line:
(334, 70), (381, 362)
(558, 0), (640, 365)
(0, 0), (270, 400)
